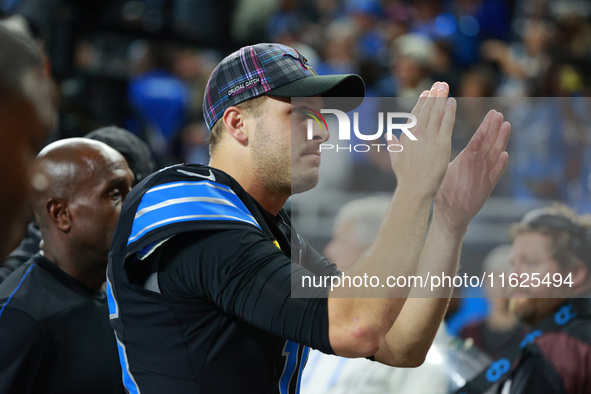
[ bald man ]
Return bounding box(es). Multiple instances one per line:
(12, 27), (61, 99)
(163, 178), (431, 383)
(0, 25), (55, 259)
(0, 138), (132, 394)
(0, 125), (157, 283)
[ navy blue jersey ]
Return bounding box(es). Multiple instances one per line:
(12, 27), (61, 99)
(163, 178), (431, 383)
(107, 164), (337, 394)
(0, 255), (125, 394)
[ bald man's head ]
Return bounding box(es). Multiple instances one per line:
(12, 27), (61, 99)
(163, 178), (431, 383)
(32, 138), (134, 261)
(33, 139), (118, 216)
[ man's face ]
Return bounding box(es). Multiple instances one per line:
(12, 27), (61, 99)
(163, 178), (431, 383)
(68, 151), (134, 260)
(509, 232), (566, 326)
(249, 96), (328, 195)
(0, 69), (55, 258)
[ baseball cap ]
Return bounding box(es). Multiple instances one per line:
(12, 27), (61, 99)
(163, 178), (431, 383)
(85, 126), (157, 185)
(203, 43), (365, 130)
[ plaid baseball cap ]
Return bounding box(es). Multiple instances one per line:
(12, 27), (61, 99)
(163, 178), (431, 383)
(203, 43), (365, 130)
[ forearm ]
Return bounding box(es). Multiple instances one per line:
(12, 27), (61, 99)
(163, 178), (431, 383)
(415, 212), (466, 297)
(374, 213), (465, 366)
(326, 81), (459, 358)
(368, 90), (510, 365)
(340, 184), (434, 293)
(328, 185), (433, 357)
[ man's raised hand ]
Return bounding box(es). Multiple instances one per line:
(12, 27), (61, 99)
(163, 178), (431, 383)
(390, 82), (457, 200)
(433, 109), (511, 231)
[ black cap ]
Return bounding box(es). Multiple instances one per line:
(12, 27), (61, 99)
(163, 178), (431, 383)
(85, 126), (156, 185)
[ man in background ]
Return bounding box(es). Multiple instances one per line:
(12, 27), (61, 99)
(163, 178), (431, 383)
(0, 25), (54, 259)
(499, 205), (591, 393)
(0, 125), (156, 282)
(460, 245), (524, 359)
(0, 138), (133, 394)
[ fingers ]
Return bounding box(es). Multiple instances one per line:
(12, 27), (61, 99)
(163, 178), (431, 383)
(439, 98), (457, 139)
(490, 120), (511, 159)
(482, 112), (505, 153)
(410, 89), (430, 120)
(470, 111), (511, 186)
(390, 131), (400, 146)
(486, 121), (511, 184)
(490, 150), (510, 185)
(403, 90), (429, 144)
(425, 82), (451, 134)
(467, 110), (496, 151)
(404, 82), (448, 144)
(418, 82), (446, 131)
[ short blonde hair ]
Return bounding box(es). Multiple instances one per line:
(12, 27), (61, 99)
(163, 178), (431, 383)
(208, 95), (267, 156)
(510, 203), (591, 271)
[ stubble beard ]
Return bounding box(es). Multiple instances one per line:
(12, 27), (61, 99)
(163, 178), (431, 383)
(250, 120), (320, 197)
(250, 123), (292, 196)
(509, 297), (564, 327)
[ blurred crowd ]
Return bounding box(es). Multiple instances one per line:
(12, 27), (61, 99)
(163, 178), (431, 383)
(2, 0), (591, 206)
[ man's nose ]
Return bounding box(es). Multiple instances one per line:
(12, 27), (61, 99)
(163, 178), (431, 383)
(309, 120), (329, 143)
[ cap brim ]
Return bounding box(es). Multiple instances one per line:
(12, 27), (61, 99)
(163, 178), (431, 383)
(267, 74), (365, 112)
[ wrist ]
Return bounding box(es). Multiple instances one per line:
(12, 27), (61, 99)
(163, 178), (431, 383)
(394, 182), (437, 203)
(430, 212), (468, 238)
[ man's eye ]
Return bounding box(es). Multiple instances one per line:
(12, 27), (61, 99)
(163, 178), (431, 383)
(110, 189), (122, 199)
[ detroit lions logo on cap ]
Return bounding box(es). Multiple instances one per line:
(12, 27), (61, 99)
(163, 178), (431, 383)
(282, 51), (310, 71)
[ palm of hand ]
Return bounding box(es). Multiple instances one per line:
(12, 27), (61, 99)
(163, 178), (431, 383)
(435, 110), (511, 230)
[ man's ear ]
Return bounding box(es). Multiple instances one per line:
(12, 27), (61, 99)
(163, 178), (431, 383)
(222, 106), (249, 144)
(570, 259), (589, 291)
(47, 199), (71, 233)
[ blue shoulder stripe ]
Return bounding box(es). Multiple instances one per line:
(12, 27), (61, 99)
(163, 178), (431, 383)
(0, 263), (36, 320)
(128, 181), (260, 246)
